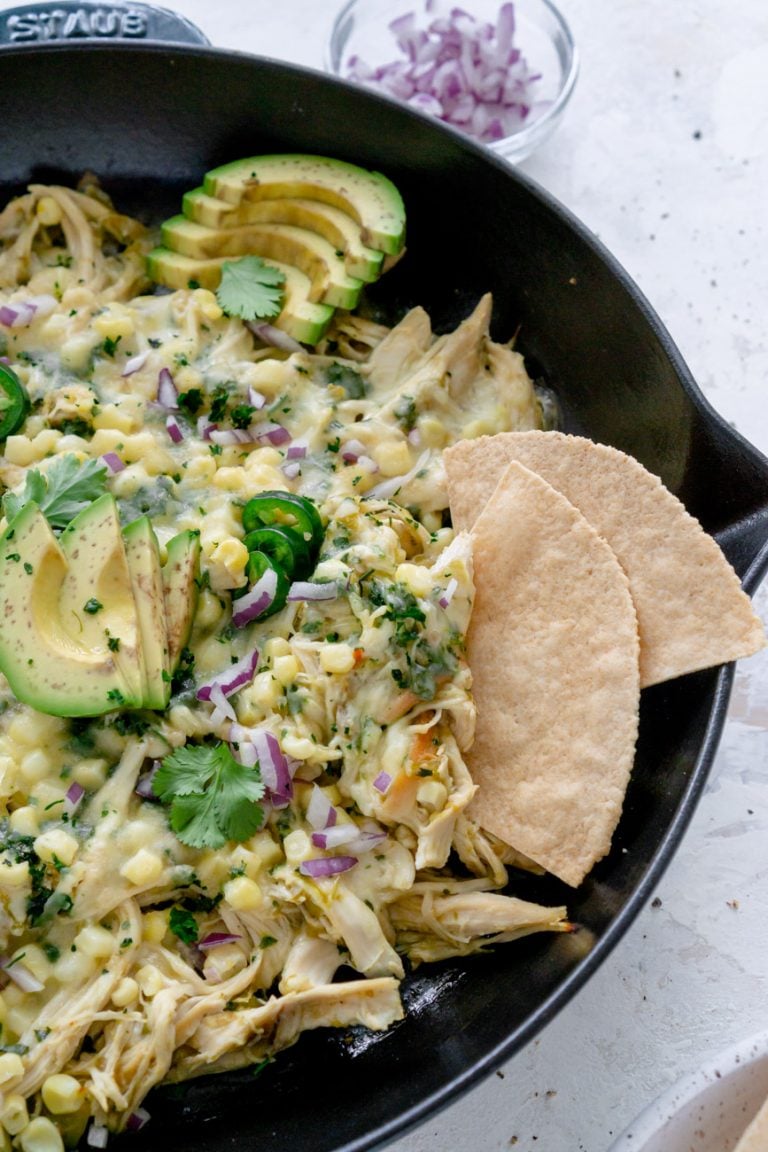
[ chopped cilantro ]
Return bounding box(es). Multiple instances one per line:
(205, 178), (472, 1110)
(83, 598), (103, 615)
(169, 906), (199, 945)
(2, 454), (108, 530)
(101, 335), (122, 357)
(178, 388), (204, 416)
(107, 635), (121, 652)
(216, 256), (285, 322)
(152, 742), (265, 850)
(323, 362), (367, 400)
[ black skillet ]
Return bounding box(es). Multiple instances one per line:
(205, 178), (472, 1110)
(2, 5), (768, 1150)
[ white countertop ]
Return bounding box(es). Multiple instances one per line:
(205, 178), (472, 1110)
(6, 1), (768, 1148)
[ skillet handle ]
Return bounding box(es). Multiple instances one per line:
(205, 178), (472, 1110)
(0, 1), (210, 46)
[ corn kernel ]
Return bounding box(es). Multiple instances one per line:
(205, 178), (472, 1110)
(36, 196), (62, 226)
(135, 964), (165, 998)
(120, 848), (163, 887)
(19, 748), (52, 784)
(60, 334), (99, 375)
(184, 454), (218, 483)
(203, 942), (246, 983)
(280, 734), (317, 761)
(272, 655), (299, 686)
(395, 562), (432, 598)
(6, 711), (63, 747)
(54, 951), (94, 985)
(210, 538), (249, 579)
(0, 1053), (24, 1086)
(373, 440), (412, 477)
(16, 944), (51, 983)
(193, 288), (223, 320)
(19, 1116), (65, 1152)
(0, 861), (30, 888)
(248, 834), (283, 870)
(142, 909), (168, 944)
(319, 643), (355, 674)
(416, 780), (448, 811)
(92, 310), (134, 343)
(242, 671), (281, 714)
(265, 637), (291, 661)
(74, 925), (116, 960)
(223, 875), (263, 912)
(112, 977), (139, 1008)
(70, 757), (108, 791)
(92, 402), (136, 434)
(1, 1094), (28, 1135)
(283, 830), (312, 865)
(33, 828), (79, 867)
(30, 782), (67, 811)
(41, 1074), (83, 1115)
(4, 429), (63, 467)
(9, 807), (39, 837)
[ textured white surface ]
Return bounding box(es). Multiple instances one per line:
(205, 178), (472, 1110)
(4, 1), (768, 1149)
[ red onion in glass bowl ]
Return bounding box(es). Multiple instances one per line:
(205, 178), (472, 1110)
(325, 0), (578, 163)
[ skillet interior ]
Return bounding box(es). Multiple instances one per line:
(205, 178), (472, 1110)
(1, 43), (768, 1152)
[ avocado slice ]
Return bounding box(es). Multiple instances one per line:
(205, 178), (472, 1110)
(202, 154), (406, 256)
(0, 504), (135, 717)
(58, 494), (144, 707)
(123, 517), (171, 711)
(162, 530), (200, 671)
(146, 249), (333, 345)
(161, 217), (364, 310)
(181, 189), (385, 282)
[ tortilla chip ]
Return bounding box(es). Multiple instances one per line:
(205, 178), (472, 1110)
(734, 1093), (768, 1152)
(445, 431), (765, 688)
(465, 459), (640, 887)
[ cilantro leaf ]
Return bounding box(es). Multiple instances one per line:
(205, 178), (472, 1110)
(152, 742), (264, 850)
(169, 906), (199, 945)
(216, 256), (285, 322)
(2, 454), (108, 530)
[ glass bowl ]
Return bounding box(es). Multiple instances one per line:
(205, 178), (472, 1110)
(325, 0), (579, 163)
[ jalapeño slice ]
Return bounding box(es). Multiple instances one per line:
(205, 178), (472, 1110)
(0, 363), (30, 440)
(242, 491), (323, 551)
(243, 525), (312, 581)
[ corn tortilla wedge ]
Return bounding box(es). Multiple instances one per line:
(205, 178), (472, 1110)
(734, 1092), (768, 1152)
(445, 431), (765, 688)
(465, 459), (640, 888)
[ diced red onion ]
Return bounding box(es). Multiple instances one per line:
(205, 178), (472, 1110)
(311, 825), (358, 850)
(64, 780), (85, 816)
(196, 648), (260, 702)
(121, 351), (149, 377)
(287, 580), (340, 603)
(126, 1109), (150, 1133)
(366, 449), (430, 502)
(408, 428), (422, 447)
(253, 420), (291, 446)
(135, 762), (159, 800)
(156, 367), (178, 410)
(286, 439), (308, 460)
(247, 386), (267, 409)
(231, 567), (279, 628)
(246, 321), (304, 354)
(251, 729), (293, 805)
(26, 293), (57, 318)
(1, 958), (44, 993)
(198, 932), (242, 951)
(306, 784), (337, 831)
(356, 455), (379, 474)
(299, 856), (358, 878)
(197, 415), (217, 440)
(341, 438), (368, 463)
(0, 301), (36, 328)
(87, 1125), (109, 1149)
(165, 414), (184, 444)
(438, 577), (458, 609)
(344, 1), (543, 145)
(208, 681), (237, 723)
(209, 428), (249, 446)
(373, 771), (392, 794)
(101, 451), (126, 474)
(281, 460), (301, 480)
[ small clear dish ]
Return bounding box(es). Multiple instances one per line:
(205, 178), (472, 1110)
(325, 0), (579, 163)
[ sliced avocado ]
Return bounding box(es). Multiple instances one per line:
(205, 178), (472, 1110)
(161, 217), (364, 310)
(146, 249), (333, 345)
(0, 504), (134, 717)
(162, 530), (200, 671)
(58, 494), (144, 707)
(123, 517), (170, 711)
(202, 154), (406, 256)
(181, 188), (385, 282)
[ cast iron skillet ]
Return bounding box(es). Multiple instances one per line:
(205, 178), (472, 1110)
(2, 6), (768, 1150)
